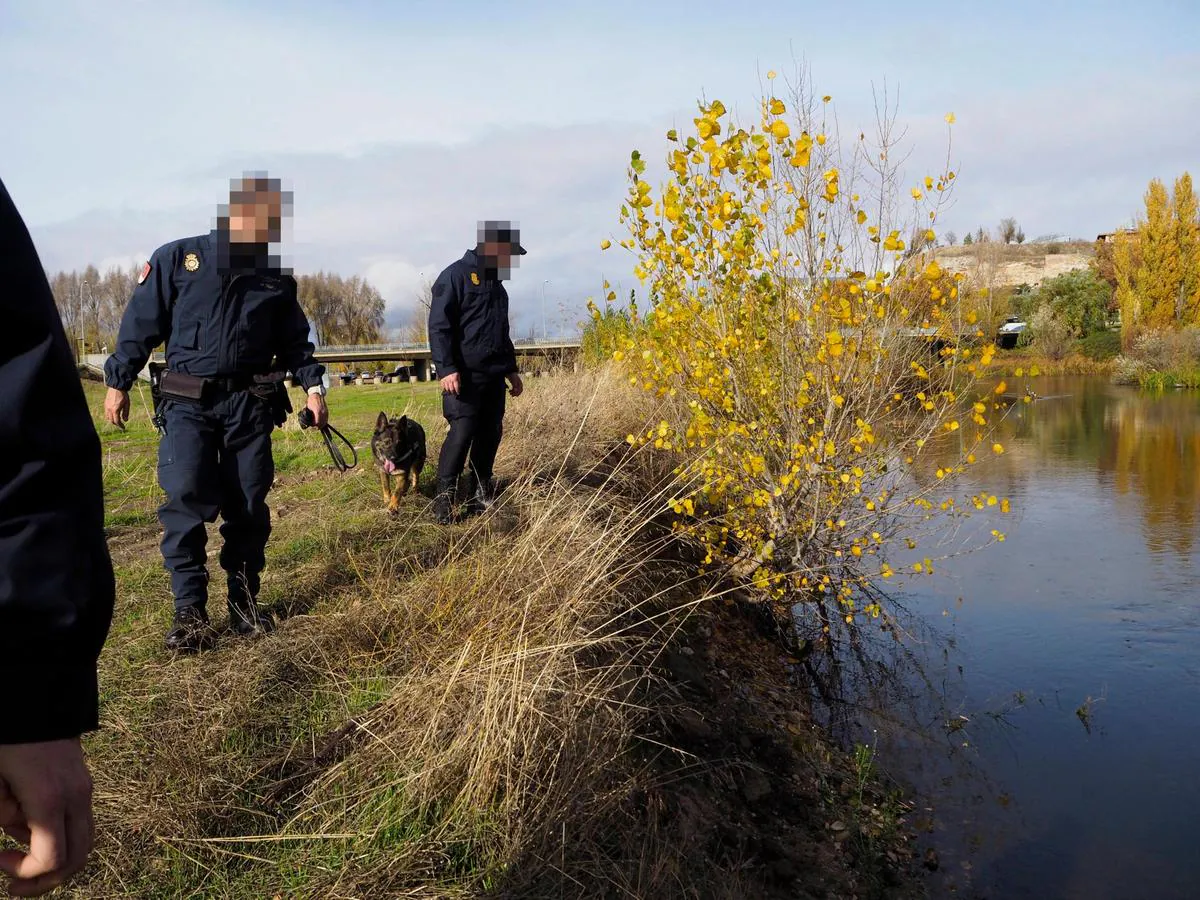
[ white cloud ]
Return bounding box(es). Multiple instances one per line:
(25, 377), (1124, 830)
(9, 2), (1199, 339)
(95, 254), (146, 276)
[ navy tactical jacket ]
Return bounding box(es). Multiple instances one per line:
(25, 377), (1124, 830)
(428, 249), (518, 378)
(104, 230), (324, 391)
(0, 176), (115, 743)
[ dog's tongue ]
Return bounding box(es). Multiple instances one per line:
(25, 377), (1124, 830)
(383, 460), (397, 474)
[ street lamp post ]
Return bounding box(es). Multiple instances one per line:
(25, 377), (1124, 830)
(541, 279), (549, 340)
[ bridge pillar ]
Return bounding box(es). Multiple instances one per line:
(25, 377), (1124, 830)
(414, 358), (431, 382)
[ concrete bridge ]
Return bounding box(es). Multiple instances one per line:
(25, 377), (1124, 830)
(82, 338), (583, 384)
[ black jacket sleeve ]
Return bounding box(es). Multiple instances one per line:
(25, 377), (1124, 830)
(499, 284), (518, 375)
(0, 177), (115, 744)
(276, 277), (325, 390)
(103, 245), (175, 391)
(428, 269), (461, 376)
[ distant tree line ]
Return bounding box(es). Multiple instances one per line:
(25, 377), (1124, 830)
(944, 218), (1025, 246)
(296, 271), (385, 345)
(46, 264), (387, 355)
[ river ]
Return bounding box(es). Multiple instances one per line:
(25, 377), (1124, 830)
(819, 375), (1200, 898)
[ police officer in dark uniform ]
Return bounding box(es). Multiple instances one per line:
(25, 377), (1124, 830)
(103, 175), (328, 652)
(1, 176), (115, 896)
(428, 221), (526, 524)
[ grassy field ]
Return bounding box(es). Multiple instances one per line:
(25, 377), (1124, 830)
(94, 379), (445, 529)
(62, 373), (922, 899)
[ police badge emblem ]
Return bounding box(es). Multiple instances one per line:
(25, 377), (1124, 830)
(137, 261), (151, 284)
(184, 252), (200, 272)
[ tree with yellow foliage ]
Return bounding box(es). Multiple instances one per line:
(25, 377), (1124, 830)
(1136, 179), (1182, 330)
(1112, 172), (1200, 348)
(1174, 173), (1200, 325)
(593, 71), (1011, 629)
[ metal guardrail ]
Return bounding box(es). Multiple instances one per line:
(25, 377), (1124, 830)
(314, 339), (581, 353)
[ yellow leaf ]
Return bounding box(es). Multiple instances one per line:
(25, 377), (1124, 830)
(770, 120), (790, 140)
(769, 98), (785, 115)
(911, 187), (923, 200)
(945, 112), (956, 124)
(924, 260), (942, 280)
(600, 239), (611, 250)
(992, 443), (1004, 455)
(856, 209), (867, 225)
(790, 132), (813, 168)
(767, 70), (777, 79)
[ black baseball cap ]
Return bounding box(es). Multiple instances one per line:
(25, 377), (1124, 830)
(479, 220), (528, 255)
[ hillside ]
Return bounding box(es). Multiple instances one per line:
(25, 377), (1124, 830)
(934, 241), (1095, 289)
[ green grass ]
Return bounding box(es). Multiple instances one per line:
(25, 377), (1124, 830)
(85, 381), (444, 526)
(1138, 368), (1200, 390)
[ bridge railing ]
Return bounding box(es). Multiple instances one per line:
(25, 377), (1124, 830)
(315, 343), (430, 354)
(314, 338), (582, 354)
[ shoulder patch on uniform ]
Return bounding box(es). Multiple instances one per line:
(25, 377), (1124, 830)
(137, 261), (151, 284)
(183, 252), (200, 272)
(470, 271), (480, 285)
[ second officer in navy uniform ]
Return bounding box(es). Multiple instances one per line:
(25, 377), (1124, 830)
(103, 174), (328, 653)
(428, 221), (526, 524)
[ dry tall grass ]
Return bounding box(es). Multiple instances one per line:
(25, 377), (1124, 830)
(78, 370), (738, 898)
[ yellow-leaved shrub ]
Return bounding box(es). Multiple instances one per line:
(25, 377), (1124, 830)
(593, 72), (1010, 627)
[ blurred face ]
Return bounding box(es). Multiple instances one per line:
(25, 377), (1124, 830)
(228, 184), (282, 244)
(482, 240), (514, 268)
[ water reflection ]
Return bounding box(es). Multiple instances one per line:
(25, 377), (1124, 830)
(998, 376), (1200, 557)
(800, 377), (1200, 898)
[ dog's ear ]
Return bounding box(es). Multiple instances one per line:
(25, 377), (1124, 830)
(397, 415), (408, 430)
(375, 411), (388, 432)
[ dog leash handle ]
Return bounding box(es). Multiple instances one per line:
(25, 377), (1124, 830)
(298, 409), (358, 472)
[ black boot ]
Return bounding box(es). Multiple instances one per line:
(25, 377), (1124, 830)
(463, 473), (496, 518)
(165, 605), (217, 653)
(433, 477), (456, 525)
(228, 593), (276, 636)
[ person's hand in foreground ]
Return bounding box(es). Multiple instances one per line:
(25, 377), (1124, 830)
(0, 740), (94, 898)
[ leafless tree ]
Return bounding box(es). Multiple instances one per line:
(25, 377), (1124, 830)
(398, 276), (433, 343)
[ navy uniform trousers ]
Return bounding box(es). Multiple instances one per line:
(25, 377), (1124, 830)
(157, 389), (275, 612)
(436, 375), (507, 486)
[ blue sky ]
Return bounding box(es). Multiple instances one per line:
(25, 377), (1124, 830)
(2, 0), (1197, 336)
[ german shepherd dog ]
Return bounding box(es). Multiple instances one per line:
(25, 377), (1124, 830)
(371, 412), (427, 513)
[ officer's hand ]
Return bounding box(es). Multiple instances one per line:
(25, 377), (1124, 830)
(306, 393), (328, 429)
(507, 373), (524, 398)
(103, 388), (129, 430)
(0, 739), (95, 898)
(440, 373), (461, 396)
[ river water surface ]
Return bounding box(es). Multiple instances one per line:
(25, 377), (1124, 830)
(823, 376), (1200, 898)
